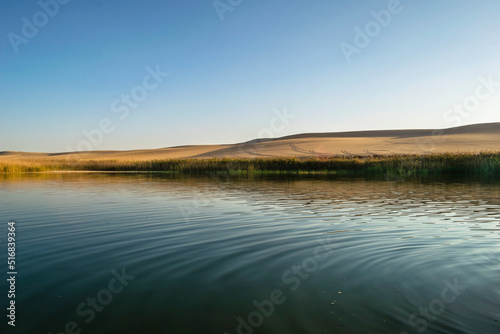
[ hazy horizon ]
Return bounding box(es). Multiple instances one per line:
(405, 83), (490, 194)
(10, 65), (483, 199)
(1, 121), (499, 154)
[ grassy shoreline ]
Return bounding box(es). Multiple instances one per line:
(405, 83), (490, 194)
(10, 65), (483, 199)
(1, 153), (500, 177)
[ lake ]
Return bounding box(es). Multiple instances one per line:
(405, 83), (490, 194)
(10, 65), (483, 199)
(0, 174), (499, 334)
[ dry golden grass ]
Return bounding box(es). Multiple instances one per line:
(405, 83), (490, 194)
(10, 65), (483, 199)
(1, 153), (499, 177)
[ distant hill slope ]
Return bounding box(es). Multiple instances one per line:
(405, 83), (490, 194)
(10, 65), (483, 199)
(1, 123), (499, 161)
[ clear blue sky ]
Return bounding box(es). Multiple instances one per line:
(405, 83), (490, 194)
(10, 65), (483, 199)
(1, 0), (499, 152)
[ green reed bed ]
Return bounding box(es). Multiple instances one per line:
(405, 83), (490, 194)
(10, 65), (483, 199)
(1, 153), (500, 176)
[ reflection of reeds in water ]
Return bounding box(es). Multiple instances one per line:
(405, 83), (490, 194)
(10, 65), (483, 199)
(1, 153), (500, 176)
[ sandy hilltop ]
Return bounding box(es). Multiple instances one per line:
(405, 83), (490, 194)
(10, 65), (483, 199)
(2, 123), (500, 162)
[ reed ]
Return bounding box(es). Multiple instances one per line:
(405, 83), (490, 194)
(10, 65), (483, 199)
(1, 153), (499, 176)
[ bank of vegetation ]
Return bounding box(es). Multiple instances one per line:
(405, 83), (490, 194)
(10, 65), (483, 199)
(1, 153), (499, 177)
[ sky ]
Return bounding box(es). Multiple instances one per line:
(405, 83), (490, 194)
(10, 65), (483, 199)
(1, 0), (499, 153)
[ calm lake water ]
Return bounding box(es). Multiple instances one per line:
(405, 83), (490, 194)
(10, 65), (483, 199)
(1, 174), (499, 334)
